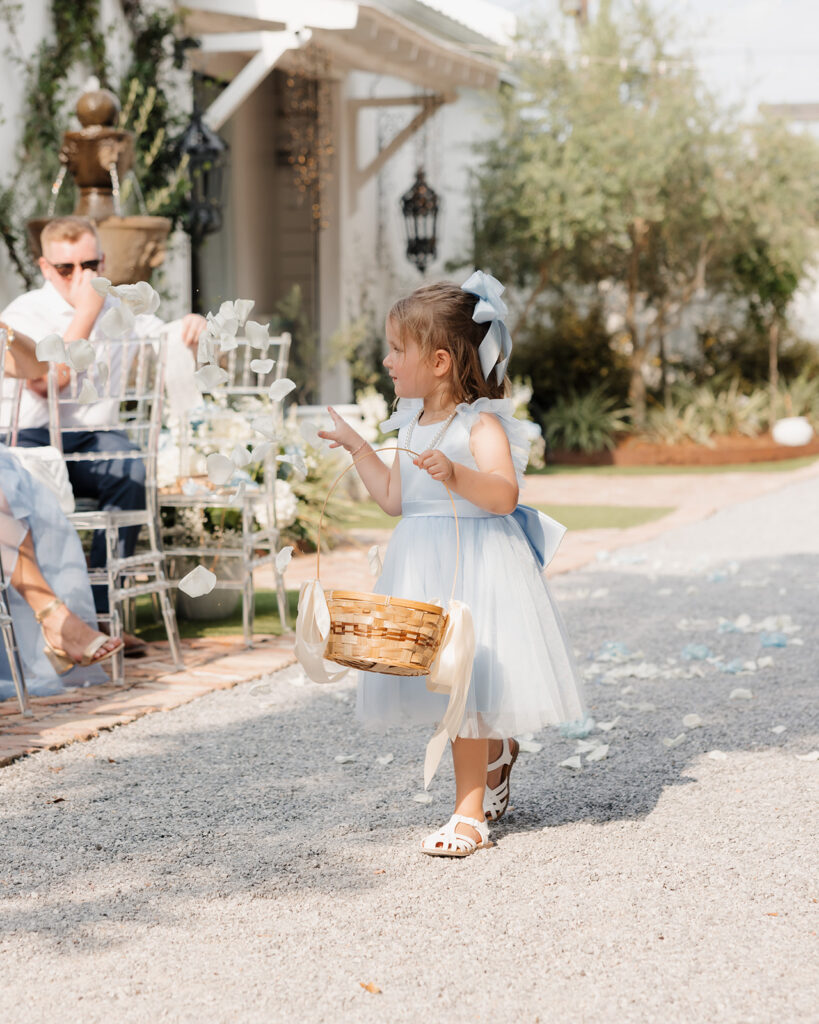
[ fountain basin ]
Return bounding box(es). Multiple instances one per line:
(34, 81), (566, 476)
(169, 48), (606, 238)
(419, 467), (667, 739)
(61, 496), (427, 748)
(27, 214), (171, 285)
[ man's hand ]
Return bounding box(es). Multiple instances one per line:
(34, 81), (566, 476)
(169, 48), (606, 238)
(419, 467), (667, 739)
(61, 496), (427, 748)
(25, 362), (71, 397)
(68, 268), (105, 319)
(180, 313), (208, 351)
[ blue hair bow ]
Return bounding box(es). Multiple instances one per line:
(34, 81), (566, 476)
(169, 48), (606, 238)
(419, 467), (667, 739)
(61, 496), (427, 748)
(461, 270), (512, 384)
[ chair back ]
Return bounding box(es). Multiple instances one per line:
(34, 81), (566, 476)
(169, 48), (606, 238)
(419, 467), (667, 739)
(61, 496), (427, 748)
(47, 334), (166, 510)
(0, 328), (24, 447)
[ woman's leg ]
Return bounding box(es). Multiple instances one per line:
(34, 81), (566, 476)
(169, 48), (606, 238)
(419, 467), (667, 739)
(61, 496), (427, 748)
(10, 529), (121, 662)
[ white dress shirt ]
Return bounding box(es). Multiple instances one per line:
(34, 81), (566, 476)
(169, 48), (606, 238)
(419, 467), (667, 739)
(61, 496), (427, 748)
(1, 281), (165, 431)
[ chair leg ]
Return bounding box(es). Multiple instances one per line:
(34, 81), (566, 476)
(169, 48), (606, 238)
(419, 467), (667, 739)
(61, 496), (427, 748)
(275, 569), (290, 634)
(108, 607), (124, 685)
(158, 588), (184, 669)
(242, 567), (253, 648)
(1, 618), (32, 717)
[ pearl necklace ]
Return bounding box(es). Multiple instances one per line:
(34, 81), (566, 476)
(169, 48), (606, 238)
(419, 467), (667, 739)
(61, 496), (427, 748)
(405, 407), (457, 453)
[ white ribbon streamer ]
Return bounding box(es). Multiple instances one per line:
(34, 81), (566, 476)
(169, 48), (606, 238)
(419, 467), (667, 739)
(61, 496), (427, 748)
(423, 600), (476, 788)
(294, 579), (349, 684)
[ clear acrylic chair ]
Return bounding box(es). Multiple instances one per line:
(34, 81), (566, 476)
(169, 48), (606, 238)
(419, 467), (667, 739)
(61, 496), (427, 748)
(160, 332), (292, 647)
(0, 327), (32, 714)
(46, 333), (183, 682)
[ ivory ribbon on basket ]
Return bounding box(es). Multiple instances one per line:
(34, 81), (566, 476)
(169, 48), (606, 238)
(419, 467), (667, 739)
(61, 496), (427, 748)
(295, 581), (476, 785)
(294, 579), (350, 684)
(422, 599), (475, 788)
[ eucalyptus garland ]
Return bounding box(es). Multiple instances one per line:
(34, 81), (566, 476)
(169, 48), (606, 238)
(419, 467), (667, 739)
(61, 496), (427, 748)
(0, 0), (196, 286)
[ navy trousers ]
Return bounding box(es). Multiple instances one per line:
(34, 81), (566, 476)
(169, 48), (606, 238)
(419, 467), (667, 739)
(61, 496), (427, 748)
(17, 428), (146, 613)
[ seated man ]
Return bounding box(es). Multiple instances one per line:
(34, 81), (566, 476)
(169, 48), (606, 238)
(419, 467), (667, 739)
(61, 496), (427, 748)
(0, 216), (205, 653)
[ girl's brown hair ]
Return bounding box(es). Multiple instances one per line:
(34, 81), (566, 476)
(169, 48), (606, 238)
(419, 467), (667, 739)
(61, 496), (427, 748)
(388, 281), (508, 404)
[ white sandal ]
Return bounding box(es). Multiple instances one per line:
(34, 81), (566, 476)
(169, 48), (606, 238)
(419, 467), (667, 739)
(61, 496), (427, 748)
(420, 814), (492, 858)
(483, 737), (519, 822)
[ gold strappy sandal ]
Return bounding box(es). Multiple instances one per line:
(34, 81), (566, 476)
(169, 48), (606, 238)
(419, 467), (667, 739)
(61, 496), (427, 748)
(35, 597), (122, 674)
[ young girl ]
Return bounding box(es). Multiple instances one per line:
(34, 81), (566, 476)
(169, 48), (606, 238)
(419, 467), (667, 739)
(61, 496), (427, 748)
(319, 272), (587, 857)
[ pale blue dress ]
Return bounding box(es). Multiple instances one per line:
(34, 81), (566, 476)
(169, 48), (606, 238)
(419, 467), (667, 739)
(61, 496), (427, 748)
(357, 398), (587, 739)
(0, 448), (106, 699)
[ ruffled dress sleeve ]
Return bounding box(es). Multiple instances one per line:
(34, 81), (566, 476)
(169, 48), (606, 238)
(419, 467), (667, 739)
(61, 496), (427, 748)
(455, 397), (537, 485)
(380, 397), (423, 434)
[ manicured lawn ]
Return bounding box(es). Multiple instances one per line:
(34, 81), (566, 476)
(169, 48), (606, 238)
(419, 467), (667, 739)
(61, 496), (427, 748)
(134, 588), (299, 642)
(534, 503), (674, 530)
(341, 499), (674, 532)
(531, 455), (818, 476)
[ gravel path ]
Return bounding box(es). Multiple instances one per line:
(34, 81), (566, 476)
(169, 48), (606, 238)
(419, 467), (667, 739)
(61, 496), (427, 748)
(1, 475), (817, 1024)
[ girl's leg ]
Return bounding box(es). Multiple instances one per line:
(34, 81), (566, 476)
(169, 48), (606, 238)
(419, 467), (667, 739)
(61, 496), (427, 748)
(451, 737), (488, 843)
(11, 528), (121, 662)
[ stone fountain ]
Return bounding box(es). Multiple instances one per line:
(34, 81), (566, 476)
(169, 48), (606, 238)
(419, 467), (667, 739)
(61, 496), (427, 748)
(27, 85), (171, 285)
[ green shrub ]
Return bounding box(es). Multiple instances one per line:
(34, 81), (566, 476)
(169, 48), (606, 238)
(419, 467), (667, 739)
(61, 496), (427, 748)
(511, 298), (631, 426)
(543, 387), (630, 453)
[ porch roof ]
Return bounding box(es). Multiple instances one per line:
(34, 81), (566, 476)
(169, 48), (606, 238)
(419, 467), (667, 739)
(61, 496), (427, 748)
(179, 0), (511, 97)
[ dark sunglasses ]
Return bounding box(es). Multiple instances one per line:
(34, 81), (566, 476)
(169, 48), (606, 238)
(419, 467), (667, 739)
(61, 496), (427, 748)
(46, 258), (102, 279)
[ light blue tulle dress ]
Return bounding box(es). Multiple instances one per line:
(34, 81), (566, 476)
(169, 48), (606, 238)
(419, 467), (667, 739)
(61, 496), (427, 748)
(356, 398), (587, 739)
(0, 448), (106, 699)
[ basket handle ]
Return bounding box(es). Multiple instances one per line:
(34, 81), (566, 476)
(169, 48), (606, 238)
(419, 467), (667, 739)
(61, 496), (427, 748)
(315, 446), (461, 606)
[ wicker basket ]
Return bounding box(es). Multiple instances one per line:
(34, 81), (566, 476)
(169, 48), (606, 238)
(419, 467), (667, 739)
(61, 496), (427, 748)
(316, 446), (459, 676)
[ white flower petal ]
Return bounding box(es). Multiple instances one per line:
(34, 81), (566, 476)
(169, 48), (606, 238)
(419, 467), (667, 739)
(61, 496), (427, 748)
(35, 333), (66, 362)
(757, 656), (775, 669)
(662, 734), (687, 749)
(376, 753), (394, 766)
(209, 310), (239, 337)
(277, 451), (306, 477)
(518, 738), (543, 753)
(334, 754), (357, 764)
(368, 545), (382, 576)
(228, 482), (246, 507)
(178, 565), (217, 597)
(77, 379), (99, 404)
(99, 303), (135, 337)
(586, 744), (609, 763)
(193, 364), (230, 392)
(114, 281), (160, 315)
(251, 416), (277, 440)
(412, 792), (433, 804)
(245, 320), (270, 349)
(250, 441), (274, 461)
(67, 339), (96, 372)
(574, 739), (600, 753)
(771, 725), (787, 734)
(275, 546), (293, 573)
(729, 688), (753, 701)
(597, 717), (621, 732)
(90, 276), (112, 296)
(249, 358), (275, 374)
(795, 750), (819, 762)
(231, 444), (251, 468)
(268, 378), (296, 402)
(206, 452), (235, 486)
(706, 750), (728, 760)
(559, 755), (582, 770)
(682, 713), (703, 729)
(233, 299), (255, 325)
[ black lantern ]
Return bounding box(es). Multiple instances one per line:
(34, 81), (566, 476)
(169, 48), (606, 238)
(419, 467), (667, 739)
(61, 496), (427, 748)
(177, 108), (229, 312)
(401, 169), (439, 273)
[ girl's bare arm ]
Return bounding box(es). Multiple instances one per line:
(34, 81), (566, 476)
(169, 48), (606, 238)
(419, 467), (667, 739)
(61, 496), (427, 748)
(413, 413), (519, 515)
(317, 406), (403, 516)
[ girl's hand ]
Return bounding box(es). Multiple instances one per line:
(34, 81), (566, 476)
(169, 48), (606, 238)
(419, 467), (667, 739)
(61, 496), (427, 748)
(317, 405), (364, 452)
(414, 449), (453, 483)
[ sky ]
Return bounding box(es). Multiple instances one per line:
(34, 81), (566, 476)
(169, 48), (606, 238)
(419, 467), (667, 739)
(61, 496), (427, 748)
(493, 0), (819, 117)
